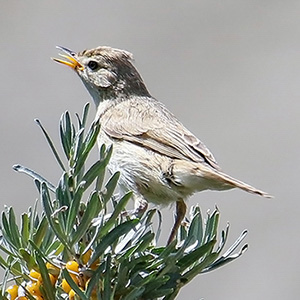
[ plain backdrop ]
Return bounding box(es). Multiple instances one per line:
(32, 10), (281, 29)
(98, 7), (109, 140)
(1, 1), (299, 299)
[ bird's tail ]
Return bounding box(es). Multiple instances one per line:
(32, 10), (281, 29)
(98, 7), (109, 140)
(172, 160), (272, 198)
(210, 169), (273, 198)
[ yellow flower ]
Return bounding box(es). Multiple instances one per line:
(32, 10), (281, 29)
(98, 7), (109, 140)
(6, 285), (18, 300)
(35, 271), (57, 286)
(66, 261), (79, 273)
(68, 289), (76, 300)
(26, 281), (41, 296)
(29, 270), (40, 281)
(82, 249), (92, 265)
(66, 261), (79, 284)
(46, 262), (60, 278)
(61, 279), (71, 294)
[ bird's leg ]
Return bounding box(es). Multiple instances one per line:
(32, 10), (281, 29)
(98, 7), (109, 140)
(121, 196), (148, 218)
(133, 198), (148, 218)
(167, 199), (187, 245)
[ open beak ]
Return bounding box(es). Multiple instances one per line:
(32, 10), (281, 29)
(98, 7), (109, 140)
(52, 46), (84, 70)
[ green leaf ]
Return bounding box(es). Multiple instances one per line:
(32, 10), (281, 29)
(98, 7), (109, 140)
(124, 254), (154, 274)
(203, 244), (248, 273)
(122, 286), (145, 300)
(41, 183), (71, 253)
(215, 222), (230, 254)
(81, 159), (108, 191)
(188, 207), (203, 247)
(8, 208), (22, 249)
(35, 119), (66, 172)
(71, 127), (85, 171)
(1, 211), (18, 252)
(75, 102), (90, 130)
(12, 164), (56, 192)
(221, 229), (248, 258)
(180, 211), (203, 251)
(203, 208), (219, 245)
(85, 260), (106, 298)
(81, 102), (90, 129)
(158, 240), (177, 258)
(19, 248), (37, 270)
(95, 144), (113, 191)
(151, 288), (174, 299)
(113, 262), (129, 295)
(62, 269), (89, 300)
(142, 274), (170, 296)
(101, 172), (120, 205)
(183, 252), (219, 281)
(70, 191), (101, 246)
(204, 230), (248, 273)
(90, 219), (139, 265)
(72, 121), (100, 176)
(66, 182), (85, 234)
(56, 172), (72, 208)
(133, 232), (155, 253)
(60, 111), (73, 159)
(0, 254), (9, 271)
(103, 254), (112, 300)
(21, 213), (30, 246)
(32, 216), (48, 247)
(83, 121), (101, 155)
(176, 240), (216, 271)
(98, 192), (132, 239)
(44, 240), (64, 256)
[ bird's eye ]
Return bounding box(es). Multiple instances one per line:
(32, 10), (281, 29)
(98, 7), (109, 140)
(87, 60), (99, 71)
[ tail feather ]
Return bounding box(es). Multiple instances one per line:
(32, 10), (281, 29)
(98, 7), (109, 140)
(213, 169), (273, 198)
(171, 160), (272, 198)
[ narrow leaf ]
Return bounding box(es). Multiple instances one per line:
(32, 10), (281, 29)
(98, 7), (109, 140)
(59, 111), (73, 159)
(19, 248), (37, 270)
(102, 172), (120, 205)
(12, 165), (56, 192)
(21, 213), (30, 247)
(36, 254), (55, 300)
(183, 252), (218, 281)
(32, 216), (48, 247)
(90, 219), (139, 265)
(96, 144), (112, 191)
(8, 208), (22, 249)
(41, 183), (71, 253)
(81, 102), (90, 129)
(63, 269), (88, 300)
(122, 287), (145, 300)
(66, 182), (85, 234)
(103, 254), (112, 300)
(176, 240), (216, 271)
(81, 160), (107, 191)
(221, 230), (248, 258)
(35, 119), (66, 172)
(98, 192), (132, 239)
(70, 191), (101, 246)
(202, 244), (248, 273)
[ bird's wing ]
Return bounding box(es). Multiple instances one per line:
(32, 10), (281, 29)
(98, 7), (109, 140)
(100, 98), (220, 170)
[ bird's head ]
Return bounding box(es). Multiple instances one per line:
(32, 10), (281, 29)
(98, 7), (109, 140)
(52, 46), (150, 106)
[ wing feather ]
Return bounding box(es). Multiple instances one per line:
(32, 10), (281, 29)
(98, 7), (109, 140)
(100, 98), (220, 170)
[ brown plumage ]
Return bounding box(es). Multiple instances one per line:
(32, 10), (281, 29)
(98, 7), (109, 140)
(53, 46), (272, 244)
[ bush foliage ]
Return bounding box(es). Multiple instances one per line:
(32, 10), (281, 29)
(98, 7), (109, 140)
(1, 104), (247, 300)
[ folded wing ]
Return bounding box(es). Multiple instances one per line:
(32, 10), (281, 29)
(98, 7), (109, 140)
(100, 97), (221, 170)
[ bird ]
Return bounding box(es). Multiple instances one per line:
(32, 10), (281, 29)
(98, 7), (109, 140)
(53, 45), (272, 244)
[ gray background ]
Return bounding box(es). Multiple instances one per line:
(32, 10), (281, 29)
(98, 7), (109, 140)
(1, 1), (299, 299)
